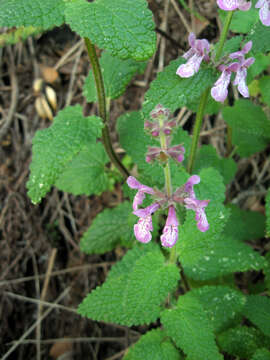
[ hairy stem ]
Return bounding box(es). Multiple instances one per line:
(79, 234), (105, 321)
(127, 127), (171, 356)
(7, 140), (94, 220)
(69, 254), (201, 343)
(215, 11), (234, 62)
(187, 87), (210, 173)
(187, 10), (234, 174)
(84, 38), (129, 178)
(159, 120), (173, 197)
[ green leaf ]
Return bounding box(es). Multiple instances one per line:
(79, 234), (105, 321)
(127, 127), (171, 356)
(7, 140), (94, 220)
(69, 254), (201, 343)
(83, 52), (146, 102)
(161, 293), (223, 360)
(191, 285), (246, 333)
(223, 204), (265, 242)
(264, 251), (270, 291)
(0, 0), (65, 29)
(65, 0), (156, 61)
(181, 234), (266, 281)
(218, 325), (267, 359)
(80, 202), (136, 254)
(219, 8), (259, 33)
(266, 189), (270, 238)
(259, 76), (270, 107)
(55, 142), (109, 196)
(142, 59), (217, 117)
(251, 348), (270, 360)
(78, 243), (180, 326)
(123, 329), (182, 360)
(117, 110), (191, 188)
(215, 35), (243, 59)
(27, 105), (103, 204)
(177, 168), (266, 280)
(222, 99), (270, 158)
(0, 26), (43, 48)
(194, 145), (237, 185)
(243, 295), (270, 337)
(247, 21), (270, 54)
(247, 53), (270, 82)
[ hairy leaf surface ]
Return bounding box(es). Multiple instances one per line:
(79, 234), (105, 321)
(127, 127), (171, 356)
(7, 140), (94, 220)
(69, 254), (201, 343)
(78, 244), (180, 325)
(123, 329), (182, 360)
(55, 142), (109, 196)
(0, 0), (65, 29)
(65, 0), (156, 60)
(80, 202), (136, 254)
(161, 293), (223, 360)
(222, 100), (270, 157)
(27, 106), (103, 204)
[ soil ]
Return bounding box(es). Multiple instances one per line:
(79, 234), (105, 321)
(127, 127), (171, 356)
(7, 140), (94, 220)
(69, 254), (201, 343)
(0, 1), (269, 359)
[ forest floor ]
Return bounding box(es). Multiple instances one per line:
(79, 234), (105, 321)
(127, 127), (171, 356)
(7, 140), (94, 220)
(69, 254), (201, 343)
(0, 0), (269, 359)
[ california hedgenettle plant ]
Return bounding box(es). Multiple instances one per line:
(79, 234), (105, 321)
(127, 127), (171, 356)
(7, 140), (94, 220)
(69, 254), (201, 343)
(2, 0), (270, 358)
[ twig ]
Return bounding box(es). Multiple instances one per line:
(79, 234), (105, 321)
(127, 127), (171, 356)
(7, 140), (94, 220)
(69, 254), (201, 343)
(1, 287), (71, 360)
(9, 337), (131, 345)
(158, 0), (170, 72)
(171, 0), (192, 33)
(0, 262), (114, 286)
(36, 248), (57, 360)
(105, 349), (127, 360)
(54, 39), (84, 71)
(65, 42), (84, 107)
(0, 48), (18, 142)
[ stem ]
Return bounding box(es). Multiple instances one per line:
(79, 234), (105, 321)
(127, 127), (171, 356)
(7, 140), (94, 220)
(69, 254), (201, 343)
(159, 120), (173, 197)
(187, 87), (210, 173)
(215, 11), (234, 62)
(84, 38), (129, 178)
(226, 125), (233, 156)
(187, 10), (234, 174)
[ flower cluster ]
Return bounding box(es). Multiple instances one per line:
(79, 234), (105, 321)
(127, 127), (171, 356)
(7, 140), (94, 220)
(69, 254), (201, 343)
(127, 174), (209, 248)
(217, 0), (270, 26)
(176, 33), (210, 78)
(176, 32), (254, 103)
(211, 41), (254, 102)
(126, 104), (210, 248)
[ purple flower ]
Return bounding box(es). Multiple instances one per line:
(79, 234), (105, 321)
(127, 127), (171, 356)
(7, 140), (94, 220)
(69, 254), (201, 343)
(127, 176), (155, 210)
(256, 0), (270, 26)
(184, 198), (210, 232)
(176, 33), (210, 78)
(145, 144), (185, 163)
(161, 206), (179, 248)
(229, 41), (255, 98)
(217, 0), (251, 11)
(183, 176), (210, 232)
(211, 41), (254, 102)
(133, 203), (160, 244)
(211, 62), (239, 103)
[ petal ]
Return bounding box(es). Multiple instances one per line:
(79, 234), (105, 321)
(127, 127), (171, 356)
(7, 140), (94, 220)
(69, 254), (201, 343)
(234, 68), (249, 97)
(133, 191), (145, 210)
(161, 225), (178, 247)
(176, 54), (203, 78)
(133, 203), (160, 218)
(188, 32), (196, 48)
(217, 0), (239, 10)
(238, 0), (252, 11)
(243, 57), (255, 68)
(134, 218), (152, 243)
(255, 0), (266, 8)
(127, 176), (141, 189)
(182, 48), (195, 60)
(259, 1), (270, 25)
(241, 40), (253, 54)
(184, 175), (200, 198)
(195, 208), (209, 232)
(165, 206), (179, 227)
(211, 70), (231, 103)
